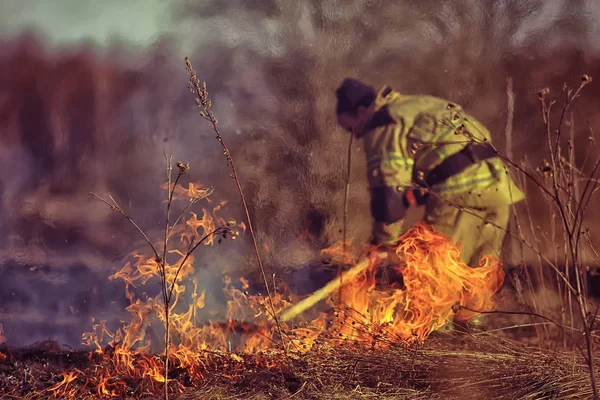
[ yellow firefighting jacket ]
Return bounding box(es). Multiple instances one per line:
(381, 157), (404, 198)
(360, 86), (525, 245)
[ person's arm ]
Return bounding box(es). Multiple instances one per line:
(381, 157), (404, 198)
(365, 116), (416, 247)
(370, 186), (409, 246)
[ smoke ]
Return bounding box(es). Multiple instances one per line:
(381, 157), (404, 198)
(1, 0), (600, 348)
(173, 0), (600, 262)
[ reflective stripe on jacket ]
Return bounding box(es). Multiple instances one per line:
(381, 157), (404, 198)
(360, 86), (525, 205)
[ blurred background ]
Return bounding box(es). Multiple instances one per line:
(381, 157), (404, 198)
(1, 0), (599, 348)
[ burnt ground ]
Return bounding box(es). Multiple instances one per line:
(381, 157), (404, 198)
(0, 330), (598, 400)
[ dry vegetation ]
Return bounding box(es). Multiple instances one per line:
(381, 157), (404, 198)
(1, 1), (600, 399)
(1, 335), (597, 400)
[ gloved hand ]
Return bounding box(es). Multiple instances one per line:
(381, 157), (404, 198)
(369, 235), (399, 247)
(367, 238), (398, 264)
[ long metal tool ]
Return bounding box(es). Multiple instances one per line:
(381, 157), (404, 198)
(278, 256), (372, 322)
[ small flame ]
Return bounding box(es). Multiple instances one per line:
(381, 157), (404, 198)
(48, 370), (80, 398)
(0, 323), (5, 346)
(0, 326), (5, 361)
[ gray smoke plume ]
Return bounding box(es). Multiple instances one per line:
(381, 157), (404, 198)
(1, 0), (600, 348)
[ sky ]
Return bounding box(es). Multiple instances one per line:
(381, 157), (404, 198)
(0, 0), (171, 46)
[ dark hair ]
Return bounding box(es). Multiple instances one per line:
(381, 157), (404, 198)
(335, 78), (376, 116)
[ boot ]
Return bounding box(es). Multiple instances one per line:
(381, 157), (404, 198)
(452, 314), (487, 334)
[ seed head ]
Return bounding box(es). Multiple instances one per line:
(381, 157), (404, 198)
(537, 87), (550, 99)
(177, 162), (190, 174)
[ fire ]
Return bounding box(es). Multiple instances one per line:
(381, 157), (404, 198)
(66, 179), (504, 397)
(48, 370), (80, 398)
(0, 324), (5, 362)
(326, 223), (505, 345)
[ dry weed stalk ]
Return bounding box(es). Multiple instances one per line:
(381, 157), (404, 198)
(184, 57), (287, 353)
(480, 75), (600, 398)
(92, 159), (233, 400)
(505, 77), (554, 344)
(534, 74), (598, 398)
(453, 74), (599, 398)
(340, 133), (355, 302)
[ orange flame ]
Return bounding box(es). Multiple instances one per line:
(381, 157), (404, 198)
(48, 370), (80, 398)
(328, 223), (504, 345)
(0, 326), (5, 360)
(0, 323), (5, 347)
(78, 179), (505, 397)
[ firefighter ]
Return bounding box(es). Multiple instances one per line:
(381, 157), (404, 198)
(334, 78), (525, 272)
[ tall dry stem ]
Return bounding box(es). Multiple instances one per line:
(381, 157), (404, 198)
(340, 133), (354, 302)
(505, 77), (550, 343)
(184, 57), (287, 353)
(536, 75), (598, 399)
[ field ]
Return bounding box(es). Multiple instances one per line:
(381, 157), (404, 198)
(2, 2), (600, 399)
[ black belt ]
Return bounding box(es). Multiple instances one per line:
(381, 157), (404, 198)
(421, 143), (498, 187)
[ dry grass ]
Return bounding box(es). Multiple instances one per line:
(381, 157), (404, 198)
(0, 334), (596, 400)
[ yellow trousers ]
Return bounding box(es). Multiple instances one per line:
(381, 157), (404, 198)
(423, 196), (511, 269)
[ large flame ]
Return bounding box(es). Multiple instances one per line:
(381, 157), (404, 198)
(326, 224), (505, 345)
(74, 180), (505, 397)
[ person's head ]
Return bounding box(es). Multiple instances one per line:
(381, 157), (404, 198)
(335, 78), (377, 135)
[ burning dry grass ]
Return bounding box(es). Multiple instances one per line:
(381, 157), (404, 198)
(0, 334), (596, 399)
(0, 168), (518, 399)
(0, 213), (579, 400)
